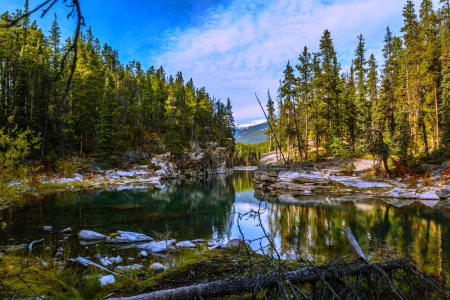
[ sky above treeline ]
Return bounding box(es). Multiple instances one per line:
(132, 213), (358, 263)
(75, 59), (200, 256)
(4, 0), (441, 123)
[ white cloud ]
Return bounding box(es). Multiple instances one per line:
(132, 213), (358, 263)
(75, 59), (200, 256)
(154, 0), (428, 123)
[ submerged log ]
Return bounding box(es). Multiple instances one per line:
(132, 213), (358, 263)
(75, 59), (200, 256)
(108, 259), (411, 300)
(344, 227), (367, 262)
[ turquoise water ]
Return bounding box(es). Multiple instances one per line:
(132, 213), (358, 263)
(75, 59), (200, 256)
(1, 170), (449, 282)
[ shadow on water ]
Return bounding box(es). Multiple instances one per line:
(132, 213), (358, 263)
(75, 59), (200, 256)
(2, 170), (450, 283)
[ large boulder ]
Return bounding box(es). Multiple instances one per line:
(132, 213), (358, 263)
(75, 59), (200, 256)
(419, 190), (440, 200)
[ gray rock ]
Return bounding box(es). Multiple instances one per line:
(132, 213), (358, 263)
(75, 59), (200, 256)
(100, 275), (115, 286)
(207, 241), (215, 247)
(138, 251), (148, 258)
(149, 262), (166, 273)
(330, 176), (392, 188)
(278, 171), (329, 184)
(109, 255), (123, 265)
(43, 226), (53, 232)
(191, 239), (205, 243)
(176, 241), (197, 248)
(419, 190), (440, 200)
(436, 187), (450, 199)
(78, 230), (108, 241)
(116, 170), (135, 177)
(380, 187), (420, 199)
(107, 231), (153, 244)
(137, 240), (176, 253)
(225, 238), (250, 250)
(100, 257), (113, 267)
(115, 264), (145, 273)
(74, 173), (83, 179)
(59, 227), (72, 234)
(54, 251), (63, 258)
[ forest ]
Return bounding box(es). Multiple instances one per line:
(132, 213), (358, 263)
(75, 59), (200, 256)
(248, 0), (450, 168)
(0, 2), (235, 164)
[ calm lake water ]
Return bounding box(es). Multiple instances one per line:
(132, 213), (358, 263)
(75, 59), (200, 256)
(1, 170), (449, 283)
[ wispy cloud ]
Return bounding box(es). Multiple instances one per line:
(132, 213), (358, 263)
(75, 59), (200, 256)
(153, 0), (418, 122)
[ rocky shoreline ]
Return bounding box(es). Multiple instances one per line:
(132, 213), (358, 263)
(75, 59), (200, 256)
(252, 159), (450, 204)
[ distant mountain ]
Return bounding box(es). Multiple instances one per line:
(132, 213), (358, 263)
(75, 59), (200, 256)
(234, 119), (268, 144)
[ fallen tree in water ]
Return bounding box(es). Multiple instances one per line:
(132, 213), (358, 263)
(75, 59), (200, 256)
(109, 258), (450, 300)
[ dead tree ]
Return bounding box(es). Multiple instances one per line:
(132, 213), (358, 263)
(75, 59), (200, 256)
(366, 129), (390, 176)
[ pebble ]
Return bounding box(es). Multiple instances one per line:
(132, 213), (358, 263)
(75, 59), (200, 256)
(43, 226), (53, 232)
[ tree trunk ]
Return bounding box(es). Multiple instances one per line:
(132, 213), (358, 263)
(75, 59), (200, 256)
(108, 259), (411, 300)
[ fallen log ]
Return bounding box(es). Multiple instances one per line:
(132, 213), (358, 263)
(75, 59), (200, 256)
(108, 259), (413, 300)
(70, 256), (120, 276)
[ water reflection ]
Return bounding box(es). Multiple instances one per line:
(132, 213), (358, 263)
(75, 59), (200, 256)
(1, 170), (450, 283)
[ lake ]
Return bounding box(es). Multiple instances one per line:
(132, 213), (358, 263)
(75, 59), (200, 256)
(1, 170), (449, 283)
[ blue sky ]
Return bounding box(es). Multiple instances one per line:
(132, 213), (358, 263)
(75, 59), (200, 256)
(4, 0), (441, 123)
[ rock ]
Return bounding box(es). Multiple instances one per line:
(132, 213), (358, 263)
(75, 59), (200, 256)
(137, 240), (176, 253)
(100, 257), (113, 267)
(365, 190), (373, 195)
(43, 226), (53, 232)
(138, 251), (148, 258)
(149, 262), (166, 273)
(54, 252), (63, 258)
(207, 241), (215, 247)
(100, 275), (115, 286)
(115, 264), (145, 273)
(116, 170), (135, 177)
(380, 188), (420, 199)
(225, 239), (250, 250)
(436, 187), (450, 199)
(41, 261), (48, 268)
(419, 190), (440, 200)
(191, 239), (205, 243)
(109, 255), (123, 265)
(107, 231), (153, 243)
(94, 254), (103, 261)
(78, 230), (108, 241)
(278, 171), (329, 184)
(59, 227), (72, 234)
(74, 173), (83, 179)
(330, 176), (393, 188)
(5, 244), (28, 253)
(176, 241), (197, 248)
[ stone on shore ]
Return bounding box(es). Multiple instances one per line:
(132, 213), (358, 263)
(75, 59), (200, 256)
(149, 262), (166, 273)
(78, 230), (108, 241)
(137, 240), (176, 253)
(380, 188), (420, 199)
(419, 190), (440, 200)
(176, 241), (197, 248)
(436, 187), (450, 199)
(277, 171), (329, 184)
(100, 275), (115, 286)
(107, 231), (153, 243)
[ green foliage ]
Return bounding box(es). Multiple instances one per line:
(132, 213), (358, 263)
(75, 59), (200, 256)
(54, 157), (78, 178)
(234, 141), (269, 166)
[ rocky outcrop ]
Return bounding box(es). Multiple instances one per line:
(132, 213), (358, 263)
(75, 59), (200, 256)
(151, 140), (234, 179)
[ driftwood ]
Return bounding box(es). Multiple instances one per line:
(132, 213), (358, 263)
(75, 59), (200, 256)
(70, 256), (119, 276)
(28, 239), (45, 251)
(344, 227), (367, 262)
(108, 259), (413, 300)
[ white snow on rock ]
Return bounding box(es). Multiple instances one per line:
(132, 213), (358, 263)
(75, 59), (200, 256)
(176, 241), (197, 248)
(137, 240), (176, 253)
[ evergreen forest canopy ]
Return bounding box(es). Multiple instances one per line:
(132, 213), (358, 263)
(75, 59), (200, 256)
(264, 0), (450, 166)
(0, 4), (235, 162)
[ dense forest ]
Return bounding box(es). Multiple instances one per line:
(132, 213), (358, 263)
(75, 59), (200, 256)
(0, 3), (235, 163)
(260, 0), (450, 166)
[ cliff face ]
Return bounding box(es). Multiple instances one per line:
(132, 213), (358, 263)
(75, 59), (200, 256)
(151, 140), (234, 179)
